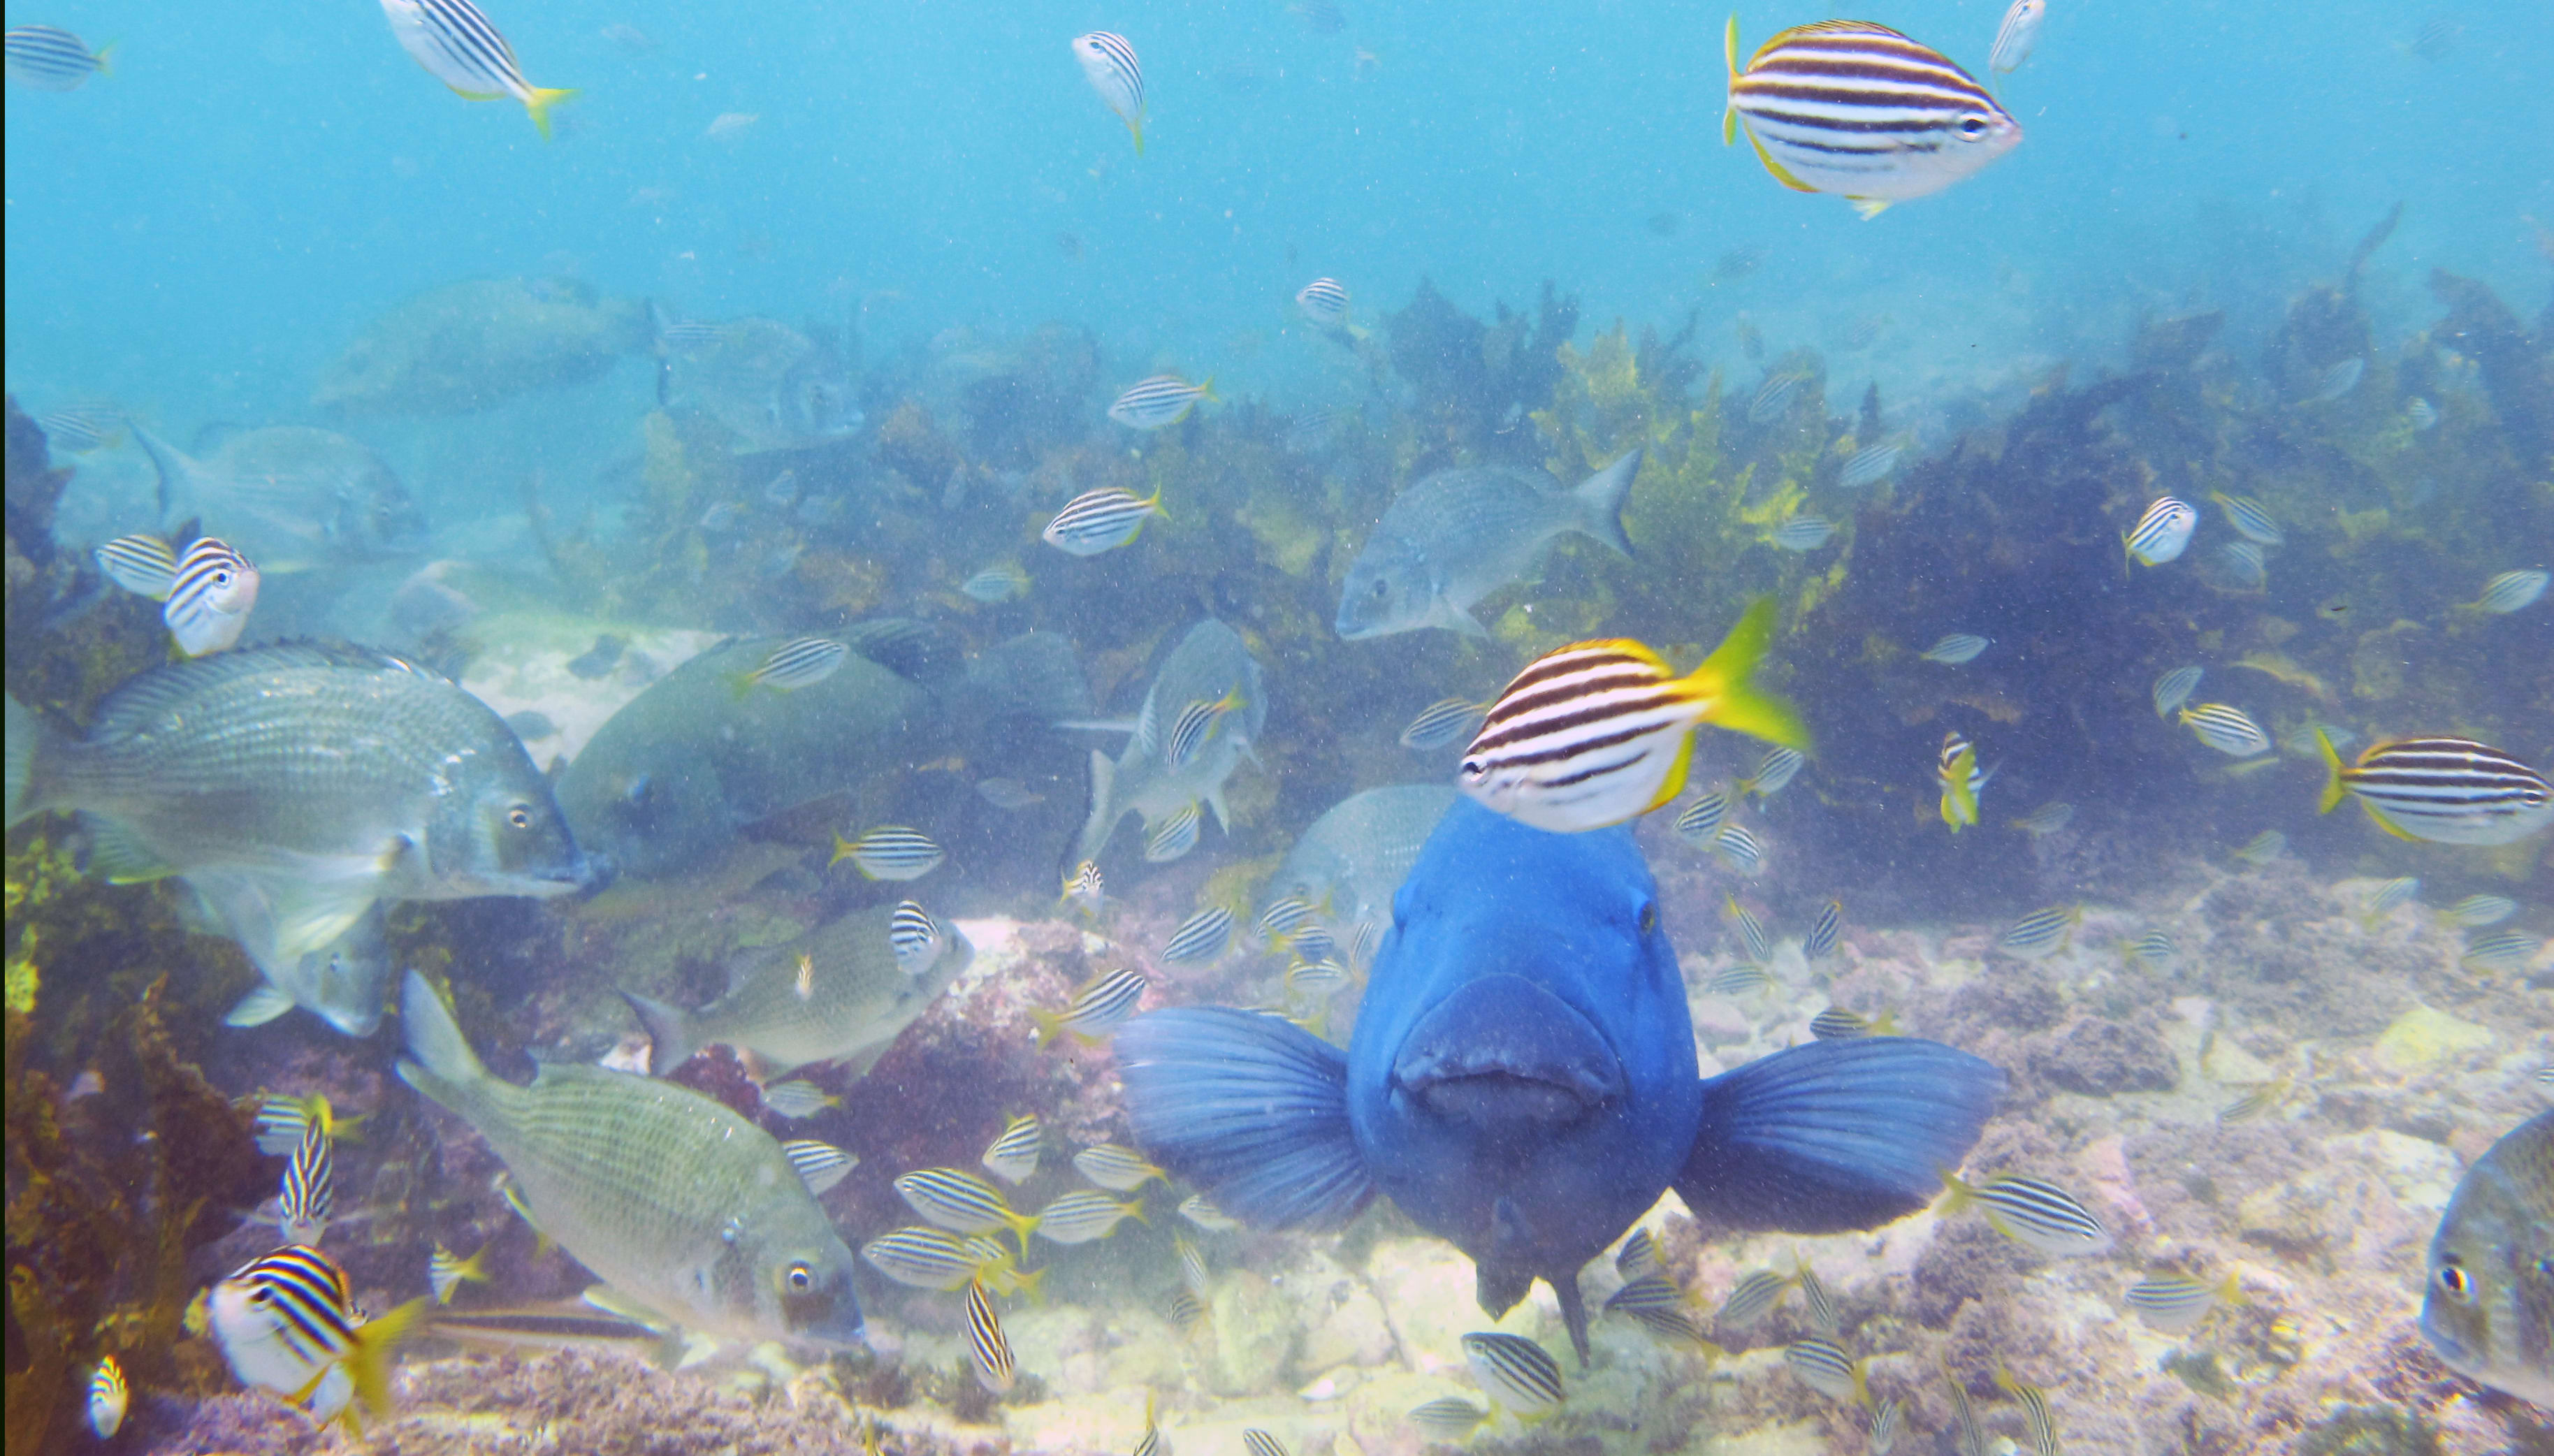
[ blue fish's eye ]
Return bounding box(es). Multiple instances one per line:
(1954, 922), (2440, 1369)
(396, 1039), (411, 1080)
(1639, 903), (1657, 935)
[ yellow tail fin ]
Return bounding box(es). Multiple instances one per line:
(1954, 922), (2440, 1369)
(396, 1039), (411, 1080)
(2313, 729), (2349, 814)
(524, 86), (579, 141)
(1682, 596), (1810, 750)
(1723, 16), (1742, 145)
(345, 1296), (430, 1422)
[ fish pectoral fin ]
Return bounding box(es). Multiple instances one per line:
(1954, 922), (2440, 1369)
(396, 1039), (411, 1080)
(224, 984), (298, 1027)
(1114, 1006), (1376, 1230)
(1443, 598), (1490, 637)
(447, 86), (509, 101)
(1848, 197), (1894, 221)
(268, 886), (379, 966)
(81, 817), (178, 882)
(1675, 1038), (2005, 1235)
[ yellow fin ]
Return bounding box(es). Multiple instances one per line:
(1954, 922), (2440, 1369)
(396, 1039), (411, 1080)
(524, 86), (579, 141)
(2313, 729), (2349, 814)
(1848, 196), (1892, 220)
(345, 1296), (430, 1422)
(1644, 731), (1699, 815)
(1744, 126), (1818, 192)
(1681, 597), (1809, 750)
(1723, 15), (1743, 145)
(1128, 117), (1145, 156)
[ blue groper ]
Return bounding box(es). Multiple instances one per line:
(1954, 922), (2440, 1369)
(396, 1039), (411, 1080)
(1115, 799), (2005, 1362)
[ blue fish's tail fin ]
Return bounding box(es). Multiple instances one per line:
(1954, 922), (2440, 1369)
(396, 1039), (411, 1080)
(1676, 1038), (2003, 1233)
(1572, 448), (1641, 557)
(1114, 1007), (1374, 1230)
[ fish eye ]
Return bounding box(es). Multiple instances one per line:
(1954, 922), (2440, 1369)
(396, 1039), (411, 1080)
(1639, 903), (1658, 934)
(1959, 116), (1987, 138)
(507, 804), (533, 829)
(2437, 1264), (2471, 1300)
(1372, 581), (1389, 598)
(786, 1262), (816, 1293)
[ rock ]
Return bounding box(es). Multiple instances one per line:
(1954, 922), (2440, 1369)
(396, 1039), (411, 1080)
(2033, 1016), (2177, 1094)
(2235, 1155), (2426, 1269)
(1295, 1271), (1399, 1376)
(1363, 1237), (1558, 1377)
(2325, 1129), (2462, 1219)
(2374, 1005), (2493, 1070)
(1206, 1271), (1298, 1396)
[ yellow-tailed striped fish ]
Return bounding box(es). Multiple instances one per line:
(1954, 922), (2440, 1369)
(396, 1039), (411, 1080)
(1796, 1259), (1840, 1337)
(1143, 801), (1203, 863)
(2209, 490), (2283, 546)
(862, 1225), (997, 1290)
(1868, 1395), (1903, 1456)
(2121, 929), (2177, 972)
(1938, 730), (1983, 830)
(1163, 690), (1244, 770)
(88, 1355), (127, 1436)
(981, 1114), (1044, 1184)
(888, 901), (944, 977)
(1673, 788), (1732, 845)
(1106, 375), (1214, 431)
(95, 533), (178, 599)
(2152, 664), (2203, 720)
(828, 824), (945, 880)
(2438, 894), (2518, 928)
(1616, 1227), (1661, 1278)
(1030, 967), (1148, 1047)
(1286, 956), (1350, 999)
(1810, 1006), (1899, 1040)
(1063, 859), (1106, 916)
(1724, 17), (2021, 219)
(1408, 1396), (1491, 1439)
(2009, 801), (2074, 836)
(1166, 1288), (1206, 1330)
(1741, 745), (1807, 798)
(2229, 829), (2285, 866)
(378, 0), (576, 138)
(278, 1119), (334, 1245)
(1838, 438), (1905, 489)
(2461, 931), (2541, 974)
(6, 24), (109, 90)
(966, 1277), (1015, 1393)
(761, 1079), (841, 1119)
(1243, 1432), (1289, 1456)
(1044, 486), (1168, 555)
(2360, 875), (2419, 924)
(2124, 1270), (2242, 1333)
(2179, 703), (2270, 757)
(1296, 277), (1359, 333)
(1920, 632), (1990, 665)
(1940, 1171), (2112, 1256)
(1996, 904), (2080, 959)
(1945, 1360), (1989, 1456)
(164, 537), (259, 657)
(1071, 1143), (1166, 1193)
(738, 636), (847, 694)
(2316, 733), (2553, 845)
(1163, 905), (1235, 964)
(1804, 898), (1842, 960)
(781, 1138), (856, 1195)
(1987, 0), (2045, 75)
(1725, 894), (1772, 964)
(1179, 1193), (1240, 1232)
(206, 1245), (426, 1432)
(2124, 497), (2198, 569)
(1071, 31), (1145, 154)
(1706, 964), (1775, 996)
(1461, 1331), (1564, 1418)
(1770, 516), (1836, 551)
(1994, 1362), (2061, 1456)
(1715, 1268), (1794, 1327)
(1750, 371), (1809, 423)
(2464, 568), (2548, 615)
(894, 1167), (1040, 1248)
(1401, 696), (1488, 751)
(1255, 894), (1320, 947)
(252, 1091), (363, 1157)
(1604, 1272), (1716, 1346)
(1715, 820), (1766, 871)
(962, 562), (1031, 604)
(1783, 1337), (1868, 1405)
(428, 1240), (491, 1303)
(1035, 1189), (1146, 1244)
(1458, 597), (1806, 833)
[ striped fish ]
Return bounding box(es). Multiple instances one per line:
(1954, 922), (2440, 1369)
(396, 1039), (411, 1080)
(427, 1241), (490, 1304)
(1063, 859), (1106, 916)
(1071, 31), (1145, 153)
(1938, 730), (1984, 830)
(1286, 920), (1338, 966)
(1286, 958), (1349, 998)
(2124, 497), (2197, 568)
(43, 405), (124, 453)
(205, 1246), (426, 1430)
(1987, 0), (2045, 75)
(6, 24), (109, 90)
(1044, 486), (1168, 554)
(2307, 358), (2365, 403)
(253, 1092), (358, 1157)
(164, 537), (259, 657)
(1804, 898), (1842, 960)
(379, 0), (577, 138)
(742, 636), (848, 693)
(2179, 703), (2270, 757)
(2152, 664), (2203, 720)
(1867, 1396), (1903, 1456)
(1296, 277), (1353, 329)
(1749, 371), (1808, 423)
(1461, 1331), (1564, 1418)
(2209, 491), (2283, 546)
(95, 533), (179, 599)
(1615, 1228), (1660, 1278)
(1401, 696), (1488, 750)
(1071, 1143), (1166, 1193)
(828, 825), (945, 880)
(1106, 375), (1214, 431)
(781, 1139), (857, 1195)
(1716, 1268), (1792, 1327)
(1714, 821), (1764, 871)
(1162, 905), (1235, 964)
(981, 1114), (1044, 1184)
(1243, 1432), (1289, 1456)
(1143, 802), (1203, 863)
(1996, 904), (2080, 959)
(2216, 1073), (2292, 1125)
(1256, 896), (1320, 945)
(1783, 1337), (1868, 1405)
(962, 562), (1031, 604)
(1797, 1260), (1841, 1336)
(2407, 396), (2440, 430)
(1674, 789), (1731, 845)
(1994, 1363), (2061, 1456)
(1604, 1273), (1715, 1346)
(2219, 540), (2268, 590)
(2010, 801), (2075, 836)
(1408, 1397), (1490, 1439)
(1035, 1189), (1145, 1244)
(862, 1225), (993, 1290)
(1769, 516), (1836, 551)
(88, 1355), (127, 1437)
(894, 1168), (1040, 1247)
(1920, 632), (1989, 665)
(888, 901), (944, 977)
(1458, 598), (1806, 833)
(1725, 895), (1772, 964)
(1940, 1171), (2112, 1257)
(1163, 690), (1242, 769)
(761, 1079), (841, 1119)
(2438, 894), (2517, 929)
(2121, 929), (2177, 972)
(2124, 1271), (2241, 1333)
(2467, 568), (2549, 615)
(1346, 917), (1380, 970)
(1724, 17), (2021, 219)
(2319, 734), (2553, 845)
(2360, 875), (2420, 922)
(1166, 1288), (1206, 1330)
(279, 1120), (335, 1246)
(2229, 829), (2286, 866)
(1838, 439), (1903, 489)
(1945, 1360), (1989, 1456)
(1811, 1006), (1897, 1040)
(2461, 930), (2542, 974)
(1030, 967), (1148, 1047)
(1706, 964), (1774, 996)
(1179, 1193), (1240, 1232)
(966, 1278), (1016, 1394)
(1743, 745), (1807, 797)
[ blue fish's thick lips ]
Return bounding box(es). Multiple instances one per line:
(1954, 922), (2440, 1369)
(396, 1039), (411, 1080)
(1393, 973), (1623, 1125)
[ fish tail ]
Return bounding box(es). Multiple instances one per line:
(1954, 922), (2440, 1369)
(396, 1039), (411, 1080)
(1010, 1263), (1049, 1305)
(617, 989), (697, 1072)
(2312, 729), (2348, 813)
(1681, 596), (1809, 750)
(131, 425), (196, 534)
(1027, 1007), (1071, 1050)
(395, 970), (493, 1109)
(1934, 1168), (1977, 1214)
(524, 87), (579, 141)
(1127, 116), (1145, 156)
(344, 1296), (430, 1421)
(1124, 1198), (1152, 1226)
(827, 833), (859, 869)
(1722, 15), (1741, 145)
(2216, 1271), (2247, 1306)
(92, 41), (115, 78)
(1113, 1006), (1376, 1230)
(1573, 449), (1641, 556)
(4, 694), (50, 827)
(1073, 748), (1121, 866)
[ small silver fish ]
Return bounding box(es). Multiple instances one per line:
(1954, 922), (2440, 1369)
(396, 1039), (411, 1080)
(829, 825), (945, 881)
(2152, 665), (2204, 720)
(2179, 704), (2270, 757)
(1071, 31), (1147, 153)
(1163, 906), (1235, 964)
(1987, 0), (2044, 73)
(975, 778), (1046, 810)
(1770, 516), (1837, 551)
(761, 1079), (841, 1119)
(1107, 375), (1213, 430)
(982, 1114), (1044, 1184)
(1400, 697), (1488, 751)
(1920, 633), (1989, 665)
(1045, 486), (1168, 555)
(1461, 1332), (1564, 1417)
(2468, 569), (2550, 615)
(1940, 1171), (2112, 1257)
(2124, 497), (2197, 568)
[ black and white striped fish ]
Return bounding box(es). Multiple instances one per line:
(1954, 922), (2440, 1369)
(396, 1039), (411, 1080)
(378, 0), (578, 138)
(95, 533), (179, 599)
(1071, 31), (1145, 153)
(1673, 788), (1731, 845)
(41, 405), (124, 452)
(1724, 17), (2021, 219)
(1838, 438), (1904, 488)
(1994, 1362), (2061, 1456)
(1714, 820), (1764, 872)
(1029, 967), (1148, 1047)
(1987, 0), (2045, 75)
(1803, 898), (1842, 960)
(1716, 1268), (1792, 1326)
(1996, 903), (2080, 959)
(1750, 370), (1808, 423)
(1725, 894), (1772, 964)
(1400, 696), (1487, 751)
(1461, 1331), (1564, 1416)
(2124, 1270), (2240, 1333)
(829, 825), (944, 880)
(1143, 803), (1203, 862)
(861, 1225), (996, 1290)
(1070, 1143), (1165, 1192)
(781, 1139), (857, 1195)
(278, 1120), (335, 1245)
(1035, 1189), (1144, 1244)
(889, 901), (944, 976)
(1062, 859), (1105, 915)
(2209, 490), (2283, 546)
(1106, 375), (1214, 430)
(965, 1277), (1016, 1393)
(894, 1168), (1039, 1245)
(2178, 703), (2270, 757)
(2467, 568), (2548, 615)
(741, 636), (847, 693)
(164, 537), (259, 657)
(1162, 905), (1235, 964)
(1458, 598), (1806, 833)
(1164, 690), (1242, 769)
(1742, 745), (1807, 797)
(1783, 1337), (1868, 1404)
(1940, 1171), (2112, 1256)
(2319, 734), (2553, 845)
(1920, 632), (1989, 665)
(1605, 1272), (1713, 1346)
(981, 1114), (1044, 1184)
(427, 1241), (489, 1303)
(1043, 486), (1168, 555)
(1296, 277), (1353, 328)
(1243, 1431), (1289, 1456)
(205, 1245), (426, 1430)
(2123, 496), (2197, 568)
(2152, 664), (2203, 720)
(6, 24), (109, 90)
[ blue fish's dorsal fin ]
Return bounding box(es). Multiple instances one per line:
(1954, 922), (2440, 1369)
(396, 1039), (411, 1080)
(1115, 1007), (1374, 1230)
(1676, 1038), (2004, 1234)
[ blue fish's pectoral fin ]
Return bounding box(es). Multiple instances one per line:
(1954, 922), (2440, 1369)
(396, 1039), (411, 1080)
(224, 984), (297, 1027)
(1676, 1038), (2003, 1234)
(1115, 1007), (1375, 1230)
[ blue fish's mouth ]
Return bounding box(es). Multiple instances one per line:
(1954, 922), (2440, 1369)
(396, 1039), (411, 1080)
(1391, 973), (1624, 1129)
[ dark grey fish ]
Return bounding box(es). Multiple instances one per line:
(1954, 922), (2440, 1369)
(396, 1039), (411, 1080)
(313, 277), (653, 417)
(2422, 1111), (2553, 1406)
